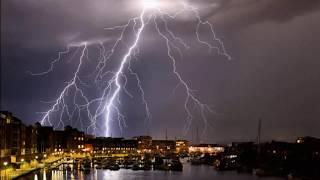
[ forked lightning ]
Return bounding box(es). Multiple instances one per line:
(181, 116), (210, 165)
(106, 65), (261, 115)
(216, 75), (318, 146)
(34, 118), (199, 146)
(31, 0), (231, 137)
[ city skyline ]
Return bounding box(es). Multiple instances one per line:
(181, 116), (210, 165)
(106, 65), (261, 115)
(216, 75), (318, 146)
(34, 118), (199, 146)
(1, 110), (315, 144)
(2, 0), (320, 142)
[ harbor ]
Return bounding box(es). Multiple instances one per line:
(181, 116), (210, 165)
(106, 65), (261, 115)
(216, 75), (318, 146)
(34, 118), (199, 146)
(21, 158), (284, 180)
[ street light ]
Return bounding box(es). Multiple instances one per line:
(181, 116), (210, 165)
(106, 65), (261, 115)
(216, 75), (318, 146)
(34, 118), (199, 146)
(3, 162), (8, 179)
(35, 156), (38, 160)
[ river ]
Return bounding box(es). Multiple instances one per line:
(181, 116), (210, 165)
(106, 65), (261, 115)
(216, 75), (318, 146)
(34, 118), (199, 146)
(21, 163), (285, 180)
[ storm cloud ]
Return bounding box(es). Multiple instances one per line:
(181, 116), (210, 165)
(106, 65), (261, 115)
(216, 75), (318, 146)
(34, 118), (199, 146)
(1, 0), (320, 143)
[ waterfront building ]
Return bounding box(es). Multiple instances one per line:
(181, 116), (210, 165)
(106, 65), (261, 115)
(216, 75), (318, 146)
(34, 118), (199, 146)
(189, 144), (224, 155)
(53, 130), (66, 154)
(52, 126), (87, 154)
(152, 140), (176, 155)
(24, 125), (38, 160)
(89, 137), (138, 156)
(175, 140), (189, 154)
(35, 122), (54, 156)
(0, 111), (26, 164)
(133, 136), (152, 153)
(64, 126), (85, 153)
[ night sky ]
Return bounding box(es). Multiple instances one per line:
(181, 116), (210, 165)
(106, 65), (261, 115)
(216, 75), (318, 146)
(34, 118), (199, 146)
(1, 0), (320, 143)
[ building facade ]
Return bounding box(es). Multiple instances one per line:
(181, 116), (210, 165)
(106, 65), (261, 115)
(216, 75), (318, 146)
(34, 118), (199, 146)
(175, 140), (189, 154)
(133, 136), (152, 153)
(189, 144), (225, 155)
(0, 111), (38, 165)
(152, 140), (176, 155)
(35, 122), (54, 156)
(89, 137), (138, 156)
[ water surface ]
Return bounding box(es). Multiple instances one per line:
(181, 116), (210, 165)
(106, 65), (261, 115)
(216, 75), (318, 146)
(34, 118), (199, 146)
(25, 163), (284, 180)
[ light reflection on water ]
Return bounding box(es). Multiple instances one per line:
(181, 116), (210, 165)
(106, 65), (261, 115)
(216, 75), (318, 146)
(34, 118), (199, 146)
(30, 163), (284, 180)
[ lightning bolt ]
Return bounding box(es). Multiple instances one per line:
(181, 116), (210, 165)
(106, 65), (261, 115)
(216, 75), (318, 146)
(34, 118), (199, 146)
(36, 43), (88, 128)
(31, 1), (231, 138)
(103, 9), (147, 137)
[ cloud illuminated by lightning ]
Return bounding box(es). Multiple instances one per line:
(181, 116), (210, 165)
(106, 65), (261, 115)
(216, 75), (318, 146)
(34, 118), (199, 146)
(31, 0), (231, 137)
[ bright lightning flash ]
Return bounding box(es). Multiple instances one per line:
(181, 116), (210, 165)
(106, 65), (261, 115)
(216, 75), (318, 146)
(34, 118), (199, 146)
(142, 0), (159, 9)
(31, 1), (231, 138)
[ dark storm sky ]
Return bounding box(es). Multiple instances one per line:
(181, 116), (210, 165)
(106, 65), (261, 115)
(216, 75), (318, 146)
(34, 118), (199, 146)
(1, 0), (320, 143)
